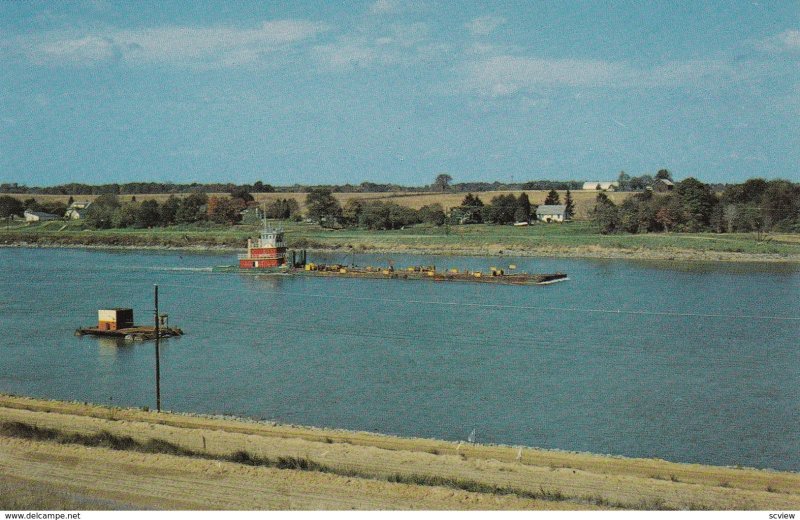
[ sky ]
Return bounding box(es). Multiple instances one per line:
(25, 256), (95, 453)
(1, 1), (798, 187)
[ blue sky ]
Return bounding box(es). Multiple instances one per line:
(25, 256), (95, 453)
(1, 1), (798, 186)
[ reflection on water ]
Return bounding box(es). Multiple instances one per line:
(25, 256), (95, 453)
(1, 247), (798, 471)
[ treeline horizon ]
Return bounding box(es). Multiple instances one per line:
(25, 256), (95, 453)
(0, 176), (739, 196)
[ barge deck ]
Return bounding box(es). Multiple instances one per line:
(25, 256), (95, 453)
(213, 264), (567, 285)
(75, 326), (184, 341)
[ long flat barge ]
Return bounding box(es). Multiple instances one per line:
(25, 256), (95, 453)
(213, 263), (567, 286)
(222, 221), (567, 286)
(75, 326), (184, 341)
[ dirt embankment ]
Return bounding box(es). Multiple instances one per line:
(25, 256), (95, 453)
(0, 394), (798, 511)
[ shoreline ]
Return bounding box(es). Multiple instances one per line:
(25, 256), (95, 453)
(2, 240), (799, 264)
(1, 393), (799, 510)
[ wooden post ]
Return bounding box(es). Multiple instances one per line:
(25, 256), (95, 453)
(154, 284), (161, 413)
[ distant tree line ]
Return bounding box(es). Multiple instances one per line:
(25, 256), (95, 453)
(0, 178), (607, 196)
(592, 178), (800, 234)
(302, 188), (575, 228)
(0, 182), (277, 196)
(303, 189), (445, 230)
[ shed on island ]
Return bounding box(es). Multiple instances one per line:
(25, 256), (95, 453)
(97, 308), (134, 331)
(653, 178), (675, 192)
(536, 204), (568, 223)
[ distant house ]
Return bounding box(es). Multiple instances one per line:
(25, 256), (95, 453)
(24, 210), (59, 222)
(582, 181), (620, 192)
(653, 178), (674, 192)
(65, 201), (92, 220)
(536, 204), (567, 223)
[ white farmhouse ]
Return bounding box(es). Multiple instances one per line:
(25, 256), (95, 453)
(535, 204), (567, 223)
(65, 201), (92, 220)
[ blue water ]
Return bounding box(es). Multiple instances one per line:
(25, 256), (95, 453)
(0, 247), (798, 471)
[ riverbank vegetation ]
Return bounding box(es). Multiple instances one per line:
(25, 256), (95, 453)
(593, 177), (800, 235)
(1, 394), (798, 510)
(2, 219), (799, 260)
(1, 176), (798, 260)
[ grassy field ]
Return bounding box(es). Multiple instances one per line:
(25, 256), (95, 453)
(1, 394), (798, 510)
(2, 218), (800, 261)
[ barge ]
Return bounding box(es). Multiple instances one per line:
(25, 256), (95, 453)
(76, 308), (183, 341)
(214, 220), (568, 286)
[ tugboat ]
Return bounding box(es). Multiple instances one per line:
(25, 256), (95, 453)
(214, 220), (567, 285)
(238, 221), (288, 269)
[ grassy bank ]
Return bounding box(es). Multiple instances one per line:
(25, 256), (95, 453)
(1, 394), (798, 510)
(2, 219), (800, 261)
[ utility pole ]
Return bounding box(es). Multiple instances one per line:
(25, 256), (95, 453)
(154, 284), (161, 412)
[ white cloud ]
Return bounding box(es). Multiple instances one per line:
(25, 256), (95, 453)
(369, 0), (416, 15)
(462, 56), (627, 95)
(465, 15), (506, 36)
(369, 0), (400, 14)
(460, 55), (740, 95)
(756, 29), (800, 53)
(312, 39), (384, 69)
(312, 22), (446, 70)
(8, 20), (328, 68)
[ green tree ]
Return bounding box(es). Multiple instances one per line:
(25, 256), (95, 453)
(656, 169), (672, 181)
(305, 188), (342, 226)
(617, 171), (631, 191)
(230, 187), (254, 204)
(418, 203), (446, 226)
(461, 193), (484, 207)
(358, 201), (419, 230)
(516, 193), (531, 222)
(629, 175), (653, 191)
(84, 194), (121, 229)
(433, 173), (453, 192)
(207, 196), (243, 224)
(265, 198), (301, 220)
(112, 202), (139, 228)
(160, 195), (181, 225)
(761, 180), (798, 230)
(592, 193), (619, 234)
(175, 192), (208, 223)
(23, 198), (41, 211)
(544, 189), (560, 205)
(252, 181), (275, 193)
(0, 196), (24, 218)
(563, 190), (575, 219)
(40, 201), (67, 217)
(341, 199), (363, 226)
(675, 177), (716, 231)
(135, 200), (161, 228)
(482, 194), (518, 224)
(653, 195), (682, 232)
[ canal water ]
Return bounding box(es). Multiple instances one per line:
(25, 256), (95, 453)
(0, 247), (798, 471)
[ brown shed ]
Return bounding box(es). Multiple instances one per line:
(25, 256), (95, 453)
(97, 308), (134, 331)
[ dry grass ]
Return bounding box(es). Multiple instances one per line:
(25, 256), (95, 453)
(0, 394), (797, 511)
